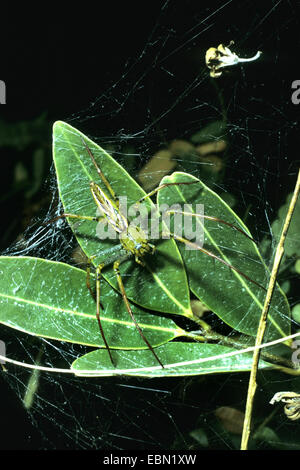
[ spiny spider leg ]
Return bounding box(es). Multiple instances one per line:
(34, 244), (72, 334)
(166, 210), (255, 242)
(166, 232), (266, 292)
(86, 256), (96, 300)
(113, 260), (164, 368)
(47, 212), (104, 225)
(138, 180), (255, 242)
(95, 263), (116, 367)
(80, 136), (118, 203)
(138, 181), (198, 202)
(89, 256), (164, 368)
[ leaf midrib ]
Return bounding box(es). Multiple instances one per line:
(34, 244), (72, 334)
(0, 290), (178, 333)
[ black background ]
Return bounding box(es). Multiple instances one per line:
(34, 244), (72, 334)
(1, 0), (300, 450)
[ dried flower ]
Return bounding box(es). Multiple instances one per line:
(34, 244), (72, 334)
(205, 41), (262, 78)
(270, 391), (300, 421)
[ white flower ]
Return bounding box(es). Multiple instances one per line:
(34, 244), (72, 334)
(205, 41), (262, 78)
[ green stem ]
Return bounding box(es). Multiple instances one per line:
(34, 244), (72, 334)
(186, 328), (295, 370)
(241, 168), (300, 450)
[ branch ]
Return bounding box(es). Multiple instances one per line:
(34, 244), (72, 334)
(241, 168), (300, 450)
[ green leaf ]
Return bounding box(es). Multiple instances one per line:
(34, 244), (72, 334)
(254, 426), (280, 445)
(271, 192), (300, 258)
(190, 120), (226, 145)
(157, 172), (291, 341)
(292, 304), (300, 323)
(259, 193), (300, 271)
(0, 256), (179, 348)
(52, 121), (191, 317)
(189, 428), (209, 447)
(71, 342), (271, 377)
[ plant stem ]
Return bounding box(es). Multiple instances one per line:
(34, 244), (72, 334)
(240, 168), (300, 450)
(187, 329), (295, 370)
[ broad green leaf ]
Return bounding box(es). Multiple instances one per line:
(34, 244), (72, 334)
(190, 120), (226, 145)
(271, 192), (300, 258)
(259, 193), (300, 274)
(157, 172), (291, 341)
(0, 256), (180, 348)
(53, 121), (191, 317)
(71, 342), (271, 377)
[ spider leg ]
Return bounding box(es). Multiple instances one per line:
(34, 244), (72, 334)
(86, 256), (97, 300)
(135, 256), (145, 266)
(138, 180), (198, 203)
(80, 136), (118, 204)
(168, 232), (266, 292)
(45, 212), (103, 225)
(113, 260), (164, 368)
(95, 263), (116, 367)
(166, 210), (255, 242)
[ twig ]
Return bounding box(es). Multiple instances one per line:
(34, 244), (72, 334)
(240, 168), (300, 450)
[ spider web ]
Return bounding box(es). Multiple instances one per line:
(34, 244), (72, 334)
(1, 0), (300, 451)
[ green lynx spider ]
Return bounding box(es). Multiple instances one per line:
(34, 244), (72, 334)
(53, 137), (263, 368)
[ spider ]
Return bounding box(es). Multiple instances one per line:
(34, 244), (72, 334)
(52, 136), (264, 368)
